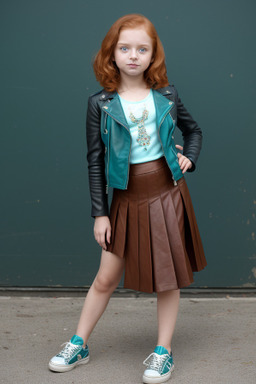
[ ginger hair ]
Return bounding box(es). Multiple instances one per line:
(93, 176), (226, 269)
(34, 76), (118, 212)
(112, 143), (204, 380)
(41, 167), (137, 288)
(93, 14), (169, 92)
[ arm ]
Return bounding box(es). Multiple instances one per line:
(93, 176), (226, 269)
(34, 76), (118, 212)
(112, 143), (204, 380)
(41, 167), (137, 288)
(86, 95), (109, 217)
(86, 96), (111, 250)
(174, 87), (203, 172)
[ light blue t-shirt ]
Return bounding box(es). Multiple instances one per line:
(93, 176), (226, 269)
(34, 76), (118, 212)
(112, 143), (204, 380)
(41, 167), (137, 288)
(118, 89), (164, 164)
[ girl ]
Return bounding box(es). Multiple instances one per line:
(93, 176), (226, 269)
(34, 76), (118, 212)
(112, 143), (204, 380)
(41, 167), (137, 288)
(49, 14), (207, 384)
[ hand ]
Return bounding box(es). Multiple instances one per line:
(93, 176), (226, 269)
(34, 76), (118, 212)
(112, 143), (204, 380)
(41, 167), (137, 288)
(175, 145), (192, 174)
(94, 216), (111, 250)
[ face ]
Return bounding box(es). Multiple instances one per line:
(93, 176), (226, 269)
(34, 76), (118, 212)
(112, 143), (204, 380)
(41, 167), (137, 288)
(113, 28), (153, 80)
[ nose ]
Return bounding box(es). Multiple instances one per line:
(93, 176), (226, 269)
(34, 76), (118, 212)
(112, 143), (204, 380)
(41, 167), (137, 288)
(129, 48), (138, 61)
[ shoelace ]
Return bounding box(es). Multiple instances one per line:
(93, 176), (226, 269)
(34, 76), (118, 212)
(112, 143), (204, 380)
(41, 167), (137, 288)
(143, 352), (170, 373)
(57, 342), (80, 359)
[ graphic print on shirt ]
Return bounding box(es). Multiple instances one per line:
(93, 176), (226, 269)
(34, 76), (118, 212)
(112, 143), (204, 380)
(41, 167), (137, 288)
(128, 105), (151, 150)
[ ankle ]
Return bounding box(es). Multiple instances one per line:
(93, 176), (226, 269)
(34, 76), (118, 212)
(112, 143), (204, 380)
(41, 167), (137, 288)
(72, 333), (87, 347)
(156, 344), (171, 354)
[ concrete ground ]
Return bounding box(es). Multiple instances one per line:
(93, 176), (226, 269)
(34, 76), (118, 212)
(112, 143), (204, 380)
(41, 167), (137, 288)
(0, 295), (255, 384)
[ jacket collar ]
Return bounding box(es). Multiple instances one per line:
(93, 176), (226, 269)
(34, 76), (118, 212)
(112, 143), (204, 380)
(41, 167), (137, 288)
(99, 85), (173, 100)
(101, 86), (174, 129)
(154, 85), (174, 97)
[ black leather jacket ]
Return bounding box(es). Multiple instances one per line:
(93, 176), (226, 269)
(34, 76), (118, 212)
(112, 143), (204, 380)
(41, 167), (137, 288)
(86, 84), (202, 217)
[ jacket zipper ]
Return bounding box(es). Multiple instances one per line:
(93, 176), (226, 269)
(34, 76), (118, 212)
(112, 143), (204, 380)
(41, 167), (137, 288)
(103, 108), (132, 190)
(106, 143), (110, 194)
(103, 113), (110, 194)
(157, 104), (178, 186)
(125, 143), (132, 189)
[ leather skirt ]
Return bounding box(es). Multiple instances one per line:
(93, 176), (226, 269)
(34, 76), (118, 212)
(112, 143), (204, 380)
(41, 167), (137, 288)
(106, 156), (207, 293)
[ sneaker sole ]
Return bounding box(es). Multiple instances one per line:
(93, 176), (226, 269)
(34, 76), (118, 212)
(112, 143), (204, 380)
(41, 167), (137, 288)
(142, 365), (174, 384)
(48, 355), (90, 372)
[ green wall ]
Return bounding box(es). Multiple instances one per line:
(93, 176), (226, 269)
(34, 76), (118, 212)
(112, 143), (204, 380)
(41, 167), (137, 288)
(0, 0), (255, 287)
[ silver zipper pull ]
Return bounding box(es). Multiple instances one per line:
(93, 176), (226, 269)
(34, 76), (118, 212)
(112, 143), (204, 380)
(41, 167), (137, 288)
(106, 184), (108, 194)
(173, 180), (177, 186)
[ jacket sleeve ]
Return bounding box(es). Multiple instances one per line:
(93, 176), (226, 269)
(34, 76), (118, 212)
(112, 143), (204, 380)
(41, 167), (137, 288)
(174, 86), (203, 172)
(86, 96), (109, 218)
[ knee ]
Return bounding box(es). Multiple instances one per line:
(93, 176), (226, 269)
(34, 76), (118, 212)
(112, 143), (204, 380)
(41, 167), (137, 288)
(94, 273), (118, 294)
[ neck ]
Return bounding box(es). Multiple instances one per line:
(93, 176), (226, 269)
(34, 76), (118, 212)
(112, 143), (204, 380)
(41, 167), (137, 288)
(118, 74), (148, 93)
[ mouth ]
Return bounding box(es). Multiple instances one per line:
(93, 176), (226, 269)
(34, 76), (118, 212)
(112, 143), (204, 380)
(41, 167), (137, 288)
(127, 64), (139, 68)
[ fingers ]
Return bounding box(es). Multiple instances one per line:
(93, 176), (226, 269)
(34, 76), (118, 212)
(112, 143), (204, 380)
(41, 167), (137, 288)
(106, 227), (111, 245)
(94, 231), (106, 250)
(181, 160), (192, 173)
(178, 155), (192, 174)
(175, 144), (192, 173)
(175, 144), (183, 151)
(179, 155), (186, 169)
(94, 217), (111, 250)
(99, 233), (107, 250)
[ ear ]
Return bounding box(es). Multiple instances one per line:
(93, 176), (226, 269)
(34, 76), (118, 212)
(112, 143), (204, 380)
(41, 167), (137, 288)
(150, 57), (154, 63)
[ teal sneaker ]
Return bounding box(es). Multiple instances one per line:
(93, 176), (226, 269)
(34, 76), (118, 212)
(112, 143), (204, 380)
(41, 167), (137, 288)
(142, 346), (174, 383)
(48, 335), (90, 372)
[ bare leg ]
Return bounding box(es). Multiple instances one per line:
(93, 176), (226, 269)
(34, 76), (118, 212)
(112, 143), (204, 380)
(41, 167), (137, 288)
(75, 249), (125, 346)
(156, 289), (180, 354)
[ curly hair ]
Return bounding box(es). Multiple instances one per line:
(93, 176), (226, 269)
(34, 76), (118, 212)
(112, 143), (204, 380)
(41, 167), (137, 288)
(93, 14), (169, 92)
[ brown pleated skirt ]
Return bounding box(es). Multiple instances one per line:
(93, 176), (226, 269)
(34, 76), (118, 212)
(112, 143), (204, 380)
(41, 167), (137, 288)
(106, 156), (207, 293)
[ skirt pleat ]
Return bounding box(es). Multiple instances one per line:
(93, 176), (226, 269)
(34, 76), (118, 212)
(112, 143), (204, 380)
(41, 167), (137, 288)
(178, 181), (206, 271)
(138, 200), (153, 292)
(150, 194), (177, 291)
(160, 189), (194, 290)
(124, 200), (139, 289)
(106, 156), (207, 293)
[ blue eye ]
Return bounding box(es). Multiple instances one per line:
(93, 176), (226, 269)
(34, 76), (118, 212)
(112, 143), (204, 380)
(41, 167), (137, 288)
(120, 47), (128, 52)
(139, 48), (147, 53)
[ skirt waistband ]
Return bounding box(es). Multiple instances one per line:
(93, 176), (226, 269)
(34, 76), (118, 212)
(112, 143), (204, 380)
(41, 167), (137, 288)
(116, 156), (180, 200)
(129, 156), (167, 176)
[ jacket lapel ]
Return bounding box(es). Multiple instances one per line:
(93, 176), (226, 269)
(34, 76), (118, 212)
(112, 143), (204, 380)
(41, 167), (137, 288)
(153, 88), (174, 129)
(101, 93), (129, 130)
